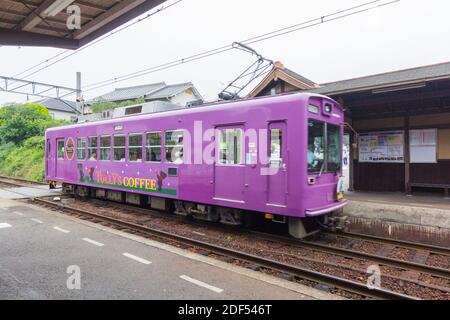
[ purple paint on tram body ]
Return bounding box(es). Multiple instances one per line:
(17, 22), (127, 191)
(45, 93), (345, 219)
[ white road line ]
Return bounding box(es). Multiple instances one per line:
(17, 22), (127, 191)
(13, 211), (24, 216)
(31, 218), (43, 224)
(82, 238), (104, 247)
(53, 226), (70, 233)
(0, 223), (12, 229)
(180, 275), (224, 293)
(122, 253), (152, 265)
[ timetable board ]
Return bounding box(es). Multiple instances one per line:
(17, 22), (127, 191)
(410, 129), (437, 163)
(359, 131), (404, 163)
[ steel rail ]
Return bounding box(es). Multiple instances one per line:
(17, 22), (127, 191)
(0, 176), (47, 186)
(31, 197), (418, 300)
(328, 231), (450, 256)
(245, 231), (450, 280)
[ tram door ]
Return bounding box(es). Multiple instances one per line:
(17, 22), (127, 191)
(267, 122), (287, 207)
(214, 126), (245, 203)
(55, 138), (64, 179)
(46, 139), (53, 178)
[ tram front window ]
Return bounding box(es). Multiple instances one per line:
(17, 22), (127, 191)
(308, 119), (341, 174)
(308, 120), (325, 173)
(327, 124), (341, 172)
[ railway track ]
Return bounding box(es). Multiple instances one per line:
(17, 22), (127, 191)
(0, 176), (47, 191)
(75, 196), (450, 282)
(327, 231), (450, 257)
(247, 231), (450, 280)
(29, 196), (418, 300)
(0, 175), (46, 186)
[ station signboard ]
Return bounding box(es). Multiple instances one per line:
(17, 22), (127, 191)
(358, 131), (404, 163)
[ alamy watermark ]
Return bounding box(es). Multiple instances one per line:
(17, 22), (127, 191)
(67, 265), (81, 290)
(66, 5), (81, 30)
(366, 264), (382, 290)
(165, 121), (283, 176)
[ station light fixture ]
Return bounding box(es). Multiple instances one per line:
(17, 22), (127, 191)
(43, 0), (76, 17)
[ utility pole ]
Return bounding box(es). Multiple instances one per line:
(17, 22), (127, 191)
(76, 72), (83, 115)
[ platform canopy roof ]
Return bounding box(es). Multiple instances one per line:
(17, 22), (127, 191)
(310, 61), (450, 120)
(0, 0), (164, 49)
(311, 61), (450, 96)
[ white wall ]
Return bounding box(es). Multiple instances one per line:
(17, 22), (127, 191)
(169, 90), (200, 107)
(49, 110), (77, 122)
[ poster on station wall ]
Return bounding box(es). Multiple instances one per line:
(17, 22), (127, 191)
(410, 129), (437, 163)
(358, 131), (404, 163)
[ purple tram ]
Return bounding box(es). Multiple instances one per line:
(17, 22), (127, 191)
(45, 93), (346, 238)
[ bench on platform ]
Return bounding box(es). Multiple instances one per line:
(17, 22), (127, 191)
(408, 182), (450, 198)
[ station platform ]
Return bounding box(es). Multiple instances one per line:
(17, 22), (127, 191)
(343, 191), (450, 246)
(0, 185), (61, 199)
(0, 197), (339, 300)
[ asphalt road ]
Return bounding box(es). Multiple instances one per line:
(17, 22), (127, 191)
(0, 200), (328, 300)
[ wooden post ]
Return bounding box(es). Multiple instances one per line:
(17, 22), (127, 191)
(349, 129), (355, 192)
(404, 115), (411, 195)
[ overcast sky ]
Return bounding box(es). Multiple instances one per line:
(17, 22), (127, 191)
(1, 0), (450, 104)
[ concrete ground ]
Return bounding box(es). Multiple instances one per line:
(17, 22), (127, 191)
(0, 185), (60, 200)
(346, 191), (450, 211)
(0, 194), (338, 300)
(343, 191), (450, 245)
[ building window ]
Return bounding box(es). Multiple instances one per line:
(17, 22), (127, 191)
(125, 106), (142, 115)
(113, 135), (126, 161)
(76, 137), (87, 160)
(88, 137), (98, 161)
(218, 128), (242, 165)
(165, 130), (183, 164)
(57, 139), (65, 160)
(100, 136), (111, 161)
(128, 134), (142, 162)
(145, 132), (162, 162)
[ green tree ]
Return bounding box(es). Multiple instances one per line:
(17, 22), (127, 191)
(90, 98), (145, 113)
(0, 103), (65, 144)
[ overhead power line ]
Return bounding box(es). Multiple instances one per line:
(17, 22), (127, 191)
(74, 0), (400, 97)
(12, 0), (183, 81)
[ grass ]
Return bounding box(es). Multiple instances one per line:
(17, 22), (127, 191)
(0, 136), (45, 181)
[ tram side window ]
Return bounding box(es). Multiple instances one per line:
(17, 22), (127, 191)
(113, 135), (126, 162)
(165, 130), (184, 164)
(270, 129), (282, 168)
(308, 120), (325, 173)
(145, 132), (162, 162)
(88, 137), (98, 160)
(77, 137), (87, 160)
(57, 139), (65, 159)
(218, 128), (242, 165)
(327, 124), (341, 172)
(100, 136), (111, 161)
(128, 134), (142, 162)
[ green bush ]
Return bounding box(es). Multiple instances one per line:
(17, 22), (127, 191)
(90, 98), (145, 113)
(0, 136), (45, 181)
(0, 103), (67, 181)
(0, 102), (67, 145)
